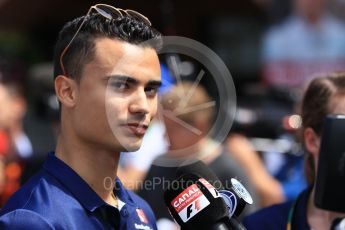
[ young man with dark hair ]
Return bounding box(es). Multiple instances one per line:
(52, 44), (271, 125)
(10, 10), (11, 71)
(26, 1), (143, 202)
(0, 4), (162, 230)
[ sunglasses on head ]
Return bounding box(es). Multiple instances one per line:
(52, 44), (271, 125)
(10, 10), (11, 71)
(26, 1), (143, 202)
(59, 4), (152, 77)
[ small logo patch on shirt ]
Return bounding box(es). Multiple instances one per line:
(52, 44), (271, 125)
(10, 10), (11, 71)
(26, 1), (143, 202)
(136, 209), (148, 224)
(134, 223), (153, 230)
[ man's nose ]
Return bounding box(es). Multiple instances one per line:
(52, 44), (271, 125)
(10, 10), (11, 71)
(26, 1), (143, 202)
(129, 89), (150, 115)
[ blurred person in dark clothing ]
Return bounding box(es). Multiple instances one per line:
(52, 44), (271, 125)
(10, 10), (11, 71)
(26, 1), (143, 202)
(243, 72), (345, 230)
(137, 82), (258, 229)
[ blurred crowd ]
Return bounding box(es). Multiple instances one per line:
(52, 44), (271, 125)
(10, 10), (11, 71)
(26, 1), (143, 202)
(0, 0), (345, 229)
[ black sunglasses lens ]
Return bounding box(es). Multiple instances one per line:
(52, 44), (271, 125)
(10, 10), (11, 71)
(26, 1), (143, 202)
(126, 10), (151, 25)
(95, 5), (121, 20)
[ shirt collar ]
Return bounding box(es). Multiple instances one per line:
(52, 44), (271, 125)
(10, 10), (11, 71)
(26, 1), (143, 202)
(43, 152), (136, 212)
(114, 177), (136, 207)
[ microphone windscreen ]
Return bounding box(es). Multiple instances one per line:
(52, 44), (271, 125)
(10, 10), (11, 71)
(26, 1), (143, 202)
(176, 160), (224, 190)
(164, 173), (229, 230)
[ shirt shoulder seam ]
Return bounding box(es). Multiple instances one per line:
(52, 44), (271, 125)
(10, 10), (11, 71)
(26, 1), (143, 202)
(21, 177), (46, 209)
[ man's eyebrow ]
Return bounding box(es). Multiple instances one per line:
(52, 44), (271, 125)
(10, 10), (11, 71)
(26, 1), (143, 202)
(106, 75), (138, 84)
(106, 75), (162, 87)
(147, 80), (162, 87)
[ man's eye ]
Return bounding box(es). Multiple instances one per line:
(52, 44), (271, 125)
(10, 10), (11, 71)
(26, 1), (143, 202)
(112, 82), (128, 90)
(145, 87), (159, 97)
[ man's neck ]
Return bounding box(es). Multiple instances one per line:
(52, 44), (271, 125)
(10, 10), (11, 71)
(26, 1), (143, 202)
(55, 134), (120, 205)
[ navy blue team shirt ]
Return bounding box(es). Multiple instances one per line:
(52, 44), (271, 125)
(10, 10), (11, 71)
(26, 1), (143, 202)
(243, 188), (311, 230)
(0, 152), (157, 230)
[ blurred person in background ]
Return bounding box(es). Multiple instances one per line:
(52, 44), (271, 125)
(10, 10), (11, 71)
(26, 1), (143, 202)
(245, 0), (345, 206)
(1, 81), (33, 161)
(137, 81), (258, 230)
(227, 133), (287, 207)
(227, 103), (307, 207)
(0, 80), (33, 206)
(243, 72), (345, 229)
(262, 0), (345, 88)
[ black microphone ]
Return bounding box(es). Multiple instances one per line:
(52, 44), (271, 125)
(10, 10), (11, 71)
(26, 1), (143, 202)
(176, 160), (253, 218)
(164, 173), (231, 230)
(315, 115), (345, 212)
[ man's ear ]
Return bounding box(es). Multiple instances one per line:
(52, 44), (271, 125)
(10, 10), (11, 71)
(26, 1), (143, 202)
(54, 75), (78, 108)
(304, 127), (320, 157)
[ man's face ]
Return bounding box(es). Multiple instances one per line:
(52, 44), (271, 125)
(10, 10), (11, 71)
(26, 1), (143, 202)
(72, 38), (161, 152)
